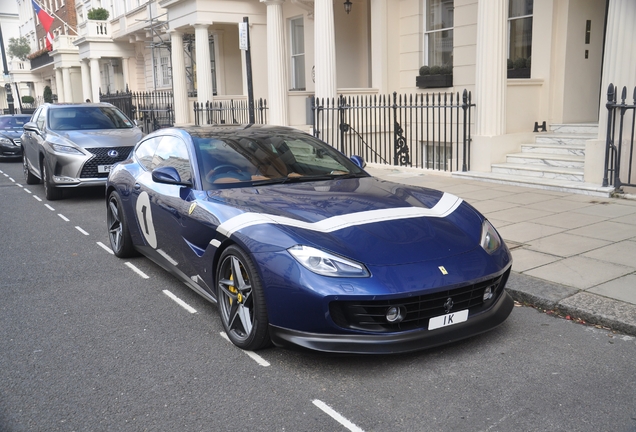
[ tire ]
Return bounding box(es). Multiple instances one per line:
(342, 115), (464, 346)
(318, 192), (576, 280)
(107, 190), (138, 258)
(216, 245), (270, 351)
(42, 160), (63, 201)
(23, 152), (39, 185)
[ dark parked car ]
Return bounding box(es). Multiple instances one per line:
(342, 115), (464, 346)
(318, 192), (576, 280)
(21, 103), (143, 200)
(106, 125), (513, 354)
(0, 114), (32, 160)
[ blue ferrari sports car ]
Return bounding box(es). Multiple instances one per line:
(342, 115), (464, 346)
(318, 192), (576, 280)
(106, 125), (513, 354)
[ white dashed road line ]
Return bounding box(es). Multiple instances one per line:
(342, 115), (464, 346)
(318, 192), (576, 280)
(125, 262), (149, 279)
(163, 290), (197, 314)
(312, 400), (365, 432)
(96, 242), (114, 255)
(58, 214), (69, 222)
(219, 332), (271, 367)
(75, 226), (89, 235)
(24, 188), (32, 194)
(44, 204), (55, 211)
(33, 195), (42, 202)
(16, 183), (23, 188)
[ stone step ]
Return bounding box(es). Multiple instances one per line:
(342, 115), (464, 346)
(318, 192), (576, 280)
(506, 152), (585, 169)
(535, 133), (596, 146)
(550, 123), (600, 135)
(521, 143), (586, 156)
(491, 162), (584, 182)
(452, 171), (614, 197)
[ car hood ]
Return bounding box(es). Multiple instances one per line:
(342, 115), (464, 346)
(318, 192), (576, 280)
(56, 128), (142, 148)
(205, 177), (484, 266)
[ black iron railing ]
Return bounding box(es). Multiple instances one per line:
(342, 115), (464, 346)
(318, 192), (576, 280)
(193, 99), (268, 126)
(312, 91), (474, 172)
(100, 89), (174, 134)
(603, 84), (636, 189)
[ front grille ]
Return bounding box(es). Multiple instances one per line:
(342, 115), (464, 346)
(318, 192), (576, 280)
(80, 146), (132, 178)
(329, 268), (510, 333)
(13, 139), (21, 145)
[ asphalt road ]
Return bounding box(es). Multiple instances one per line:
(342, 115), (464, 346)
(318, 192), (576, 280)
(1, 159), (635, 432)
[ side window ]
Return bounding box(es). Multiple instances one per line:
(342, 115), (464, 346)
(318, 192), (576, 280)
(135, 137), (161, 170)
(34, 108), (46, 130)
(153, 136), (192, 182)
(424, 0), (454, 69)
(508, 0), (533, 70)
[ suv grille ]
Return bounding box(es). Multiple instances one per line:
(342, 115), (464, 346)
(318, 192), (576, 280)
(80, 147), (132, 178)
(329, 268), (510, 333)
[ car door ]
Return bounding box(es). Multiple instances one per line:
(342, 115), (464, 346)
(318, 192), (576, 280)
(22, 107), (45, 177)
(132, 135), (197, 274)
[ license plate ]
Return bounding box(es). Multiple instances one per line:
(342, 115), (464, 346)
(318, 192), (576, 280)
(428, 309), (468, 330)
(98, 165), (112, 173)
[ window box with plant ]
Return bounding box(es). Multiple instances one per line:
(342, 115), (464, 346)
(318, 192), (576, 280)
(507, 57), (531, 79)
(87, 7), (109, 21)
(416, 65), (453, 89)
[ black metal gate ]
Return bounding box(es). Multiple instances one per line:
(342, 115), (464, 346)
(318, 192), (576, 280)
(100, 89), (174, 134)
(312, 91), (474, 172)
(603, 84), (636, 189)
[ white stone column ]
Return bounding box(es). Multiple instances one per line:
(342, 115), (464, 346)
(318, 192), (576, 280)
(314, 0), (337, 100)
(261, 0), (289, 125)
(474, 0), (507, 137)
(62, 67), (73, 103)
(54, 68), (64, 103)
(598, 0), (636, 138)
(194, 24), (214, 104)
(80, 60), (92, 102)
(122, 57), (130, 91)
(89, 58), (101, 103)
(170, 30), (191, 125)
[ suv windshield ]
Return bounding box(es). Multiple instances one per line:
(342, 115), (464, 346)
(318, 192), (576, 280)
(193, 130), (368, 190)
(48, 106), (134, 131)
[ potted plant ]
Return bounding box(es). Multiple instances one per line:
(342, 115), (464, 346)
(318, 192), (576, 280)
(87, 7), (109, 20)
(507, 57), (531, 79)
(416, 64), (453, 89)
(43, 86), (53, 103)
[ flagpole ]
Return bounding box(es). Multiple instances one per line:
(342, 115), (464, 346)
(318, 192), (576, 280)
(32, 0), (79, 36)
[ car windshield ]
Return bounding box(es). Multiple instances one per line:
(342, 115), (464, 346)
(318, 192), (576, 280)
(192, 130), (368, 190)
(48, 106), (134, 131)
(0, 116), (30, 130)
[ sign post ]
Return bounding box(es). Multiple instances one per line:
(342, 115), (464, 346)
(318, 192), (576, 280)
(240, 18), (255, 124)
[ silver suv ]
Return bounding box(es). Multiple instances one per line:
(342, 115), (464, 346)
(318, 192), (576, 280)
(22, 103), (143, 200)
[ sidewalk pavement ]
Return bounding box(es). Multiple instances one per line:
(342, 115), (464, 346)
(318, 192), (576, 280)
(365, 164), (636, 337)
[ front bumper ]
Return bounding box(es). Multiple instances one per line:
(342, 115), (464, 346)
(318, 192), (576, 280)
(268, 289), (514, 354)
(0, 143), (22, 159)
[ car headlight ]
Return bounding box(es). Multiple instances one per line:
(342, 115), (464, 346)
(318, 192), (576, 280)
(288, 245), (370, 278)
(0, 137), (13, 146)
(480, 220), (502, 254)
(50, 143), (83, 155)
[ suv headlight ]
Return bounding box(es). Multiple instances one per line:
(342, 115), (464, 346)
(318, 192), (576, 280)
(50, 143), (83, 155)
(288, 245), (370, 277)
(480, 220), (502, 254)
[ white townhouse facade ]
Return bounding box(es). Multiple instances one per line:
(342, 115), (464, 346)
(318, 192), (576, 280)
(8, 0), (636, 191)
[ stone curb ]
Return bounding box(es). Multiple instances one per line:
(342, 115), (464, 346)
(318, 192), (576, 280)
(506, 271), (636, 337)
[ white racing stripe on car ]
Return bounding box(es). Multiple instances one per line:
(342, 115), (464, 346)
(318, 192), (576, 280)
(217, 192), (463, 237)
(219, 332), (271, 366)
(312, 400), (365, 432)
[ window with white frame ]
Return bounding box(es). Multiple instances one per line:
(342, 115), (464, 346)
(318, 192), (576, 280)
(160, 56), (171, 87)
(424, 0), (454, 68)
(508, 0), (533, 63)
(290, 17), (305, 91)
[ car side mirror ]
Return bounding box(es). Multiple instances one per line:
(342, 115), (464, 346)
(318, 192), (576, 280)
(350, 155), (366, 169)
(152, 166), (192, 187)
(23, 122), (38, 132)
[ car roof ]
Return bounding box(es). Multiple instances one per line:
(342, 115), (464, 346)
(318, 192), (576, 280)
(155, 124), (303, 138)
(0, 114), (32, 117)
(42, 102), (116, 109)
